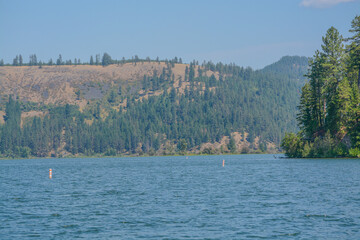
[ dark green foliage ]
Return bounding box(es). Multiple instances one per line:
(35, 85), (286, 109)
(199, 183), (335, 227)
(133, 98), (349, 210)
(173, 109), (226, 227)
(102, 53), (112, 66)
(259, 141), (267, 152)
(105, 148), (117, 156)
(189, 63), (195, 81)
(0, 96), (22, 156)
(56, 54), (63, 65)
(281, 133), (303, 158)
(2, 54), (201, 67)
(13, 55), (19, 66)
(283, 17), (360, 158)
(346, 16), (360, 88)
(177, 139), (188, 154)
(95, 54), (100, 65)
(29, 54), (38, 66)
(15, 146), (31, 158)
(0, 54), (301, 157)
(107, 89), (117, 103)
(19, 55), (23, 66)
(262, 56), (308, 81)
(0, 55), (308, 157)
(75, 90), (81, 100)
(349, 148), (360, 158)
(311, 131), (337, 158)
(297, 83), (315, 140)
(227, 137), (236, 153)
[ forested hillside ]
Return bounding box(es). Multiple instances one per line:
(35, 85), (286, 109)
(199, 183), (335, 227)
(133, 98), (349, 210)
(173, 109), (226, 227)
(0, 55), (307, 158)
(282, 16), (360, 158)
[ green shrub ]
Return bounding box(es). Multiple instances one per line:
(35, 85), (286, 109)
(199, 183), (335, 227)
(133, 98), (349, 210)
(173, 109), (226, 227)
(301, 141), (312, 158)
(105, 147), (117, 156)
(349, 148), (360, 158)
(310, 131), (336, 158)
(281, 132), (303, 157)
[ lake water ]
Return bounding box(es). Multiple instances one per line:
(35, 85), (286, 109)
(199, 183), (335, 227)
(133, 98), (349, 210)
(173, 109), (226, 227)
(1, 154), (360, 239)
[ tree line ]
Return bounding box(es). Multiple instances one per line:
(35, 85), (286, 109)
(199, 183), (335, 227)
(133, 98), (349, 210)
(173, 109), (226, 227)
(0, 53), (183, 67)
(0, 54), (307, 158)
(281, 16), (360, 158)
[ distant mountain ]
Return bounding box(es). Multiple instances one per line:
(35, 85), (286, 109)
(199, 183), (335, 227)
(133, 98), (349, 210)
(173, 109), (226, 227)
(0, 56), (309, 158)
(261, 56), (308, 81)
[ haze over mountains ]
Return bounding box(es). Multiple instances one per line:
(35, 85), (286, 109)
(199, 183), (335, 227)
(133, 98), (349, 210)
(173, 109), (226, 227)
(0, 56), (308, 157)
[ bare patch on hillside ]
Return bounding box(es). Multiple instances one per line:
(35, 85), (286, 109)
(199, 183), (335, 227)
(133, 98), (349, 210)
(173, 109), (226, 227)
(0, 63), (189, 106)
(20, 111), (45, 127)
(0, 111), (4, 124)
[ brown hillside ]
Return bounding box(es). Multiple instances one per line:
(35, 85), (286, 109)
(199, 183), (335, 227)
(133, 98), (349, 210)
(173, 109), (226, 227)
(0, 62), (193, 106)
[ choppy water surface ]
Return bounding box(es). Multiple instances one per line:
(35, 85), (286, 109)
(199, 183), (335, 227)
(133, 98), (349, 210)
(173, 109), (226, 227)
(1, 154), (360, 239)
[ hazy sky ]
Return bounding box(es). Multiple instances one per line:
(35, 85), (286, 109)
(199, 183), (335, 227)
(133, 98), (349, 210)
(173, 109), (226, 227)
(0, 0), (359, 69)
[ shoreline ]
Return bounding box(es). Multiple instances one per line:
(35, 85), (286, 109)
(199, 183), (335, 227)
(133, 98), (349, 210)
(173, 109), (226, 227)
(0, 152), (284, 160)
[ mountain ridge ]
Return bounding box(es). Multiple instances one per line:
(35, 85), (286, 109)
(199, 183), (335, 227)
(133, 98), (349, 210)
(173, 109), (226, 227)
(0, 56), (308, 157)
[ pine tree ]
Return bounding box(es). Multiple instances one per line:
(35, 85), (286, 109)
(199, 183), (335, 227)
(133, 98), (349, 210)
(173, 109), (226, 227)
(102, 53), (112, 66)
(346, 15), (360, 89)
(29, 54), (38, 66)
(317, 27), (344, 134)
(57, 54), (63, 65)
(283, 17), (360, 157)
(19, 55), (23, 66)
(13, 55), (19, 66)
(348, 81), (360, 148)
(297, 83), (315, 139)
(95, 54), (100, 65)
(306, 51), (326, 135)
(336, 78), (352, 135)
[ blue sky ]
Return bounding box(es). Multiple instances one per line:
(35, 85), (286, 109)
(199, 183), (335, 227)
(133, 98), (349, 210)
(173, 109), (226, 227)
(0, 0), (359, 69)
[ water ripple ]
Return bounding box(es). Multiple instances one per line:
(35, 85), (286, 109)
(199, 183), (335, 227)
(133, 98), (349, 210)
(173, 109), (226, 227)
(1, 155), (360, 239)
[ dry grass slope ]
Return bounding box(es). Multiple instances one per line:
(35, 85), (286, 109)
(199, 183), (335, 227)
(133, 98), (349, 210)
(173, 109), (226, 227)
(0, 62), (195, 106)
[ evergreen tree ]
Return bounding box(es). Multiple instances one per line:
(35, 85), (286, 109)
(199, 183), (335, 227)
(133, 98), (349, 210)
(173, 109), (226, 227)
(189, 63), (195, 81)
(0, 96), (21, 155)
(297, 83), (315, 139)
(56, 54), (63, 65)
(283, 17), (360, 158)
(336, 78), (352, 134)
(306, 51), (326, 135)
(346, 15), (360, 88)
(0, 54), (310, 157)
(102, 53), (112, 66)
(29, 54), (38, 66)
(320, 27), (344, 134)
(228, 137), (236, 153)
(95, 54), (100, 65)
(12, 55), (19, 66)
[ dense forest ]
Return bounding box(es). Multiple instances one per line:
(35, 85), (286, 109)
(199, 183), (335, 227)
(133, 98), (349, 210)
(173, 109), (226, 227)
(282, 16), (360, 158)
(0, 54), (308, 158)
